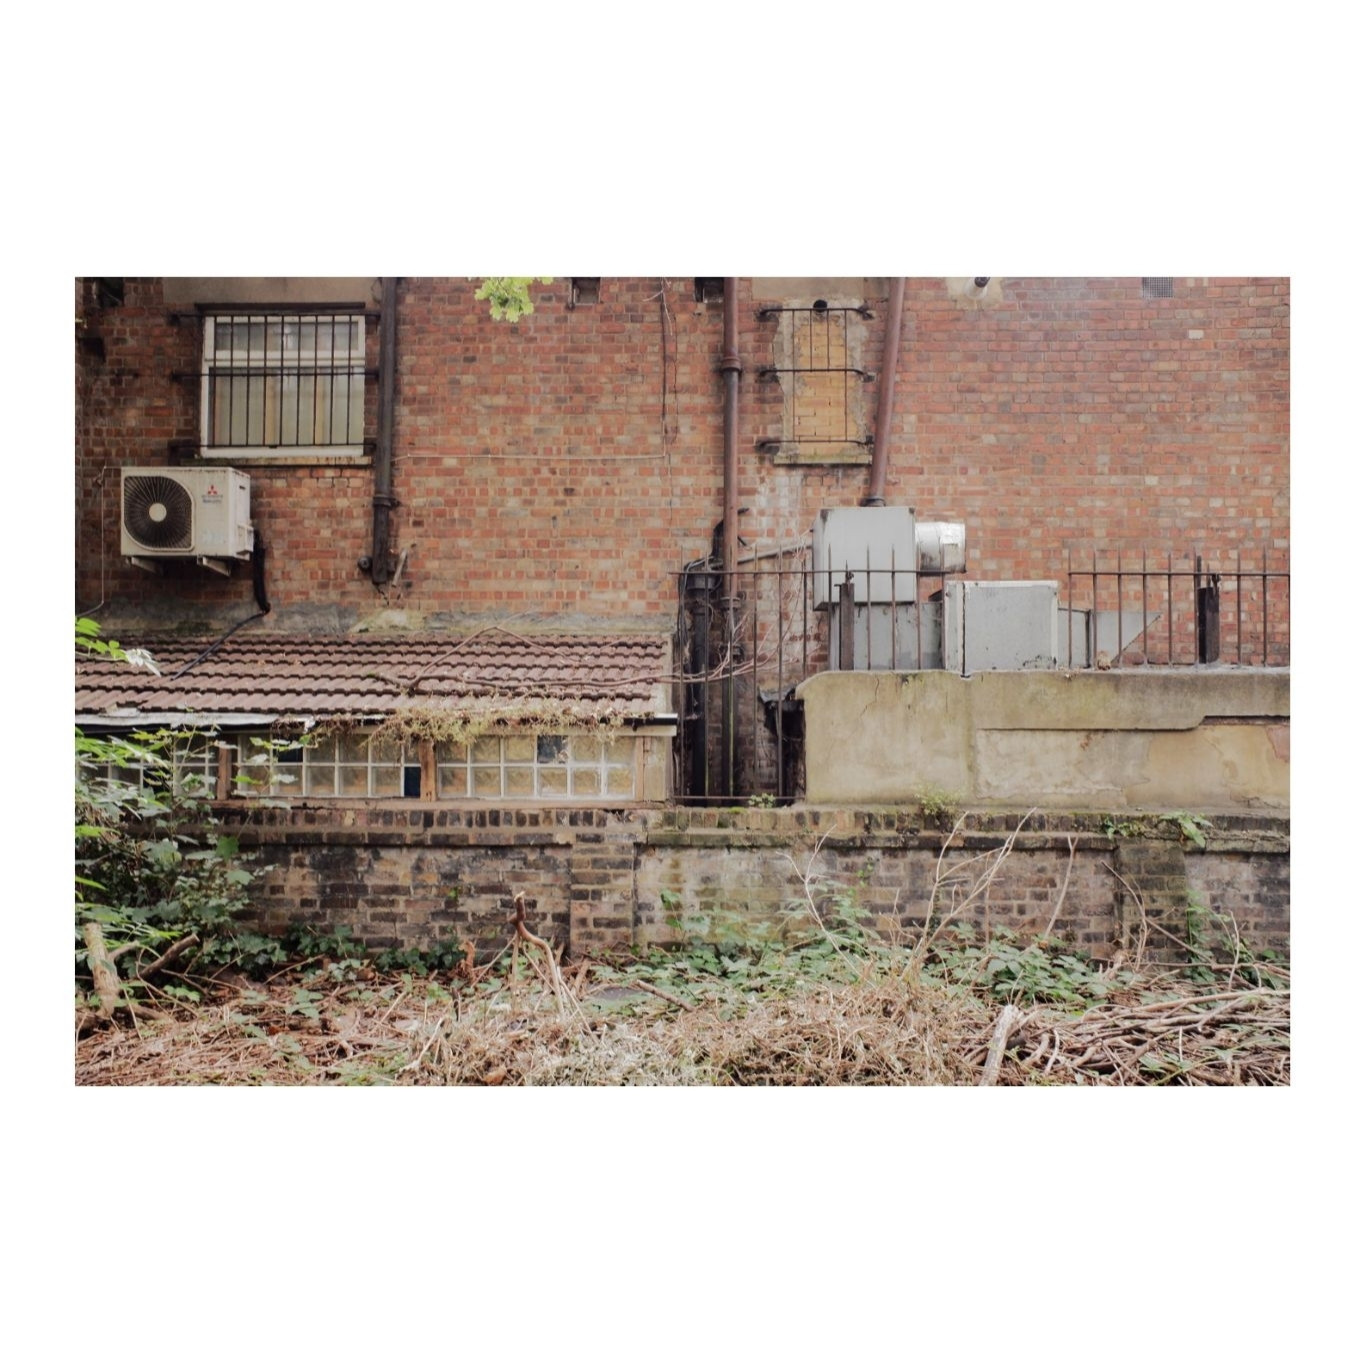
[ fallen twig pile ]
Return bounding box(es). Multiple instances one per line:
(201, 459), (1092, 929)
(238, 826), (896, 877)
(979, 985), (1290, 1085)
(74, 957), (1289, 1086)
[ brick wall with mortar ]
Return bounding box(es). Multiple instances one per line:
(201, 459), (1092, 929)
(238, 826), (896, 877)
(77, 277), (1289, 644)
(219, 805), (1289, 964)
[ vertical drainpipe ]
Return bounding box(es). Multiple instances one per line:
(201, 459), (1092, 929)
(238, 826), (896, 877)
(862, 276), (906, 507)
(370, 276), (399, 585)
(720, 278), (742, 796)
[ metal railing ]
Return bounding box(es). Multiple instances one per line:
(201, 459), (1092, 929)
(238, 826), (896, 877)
(676, 547), (1291, 802)
(1064, 549), (1290, 668)
(675, 555), (951, 803)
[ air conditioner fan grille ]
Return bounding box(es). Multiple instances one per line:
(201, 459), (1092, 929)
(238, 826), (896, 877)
(124, 475), (194, 550)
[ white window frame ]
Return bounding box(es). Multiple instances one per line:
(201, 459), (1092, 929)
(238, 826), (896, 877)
(200, 312), (366, 459)
(438, 732), (638, 801)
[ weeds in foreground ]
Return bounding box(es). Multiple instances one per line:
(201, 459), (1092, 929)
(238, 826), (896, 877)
(76, 822), (1289, 1087)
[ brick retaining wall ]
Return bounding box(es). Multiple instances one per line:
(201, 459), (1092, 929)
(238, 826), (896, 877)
(221, 804), (1289, 965)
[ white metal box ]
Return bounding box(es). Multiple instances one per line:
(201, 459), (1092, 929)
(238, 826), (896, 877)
(121, 467), (254, 560)
(943, 580), (1060, 674)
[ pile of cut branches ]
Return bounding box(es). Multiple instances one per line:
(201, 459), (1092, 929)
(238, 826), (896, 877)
(978, 985), (1290, 1086)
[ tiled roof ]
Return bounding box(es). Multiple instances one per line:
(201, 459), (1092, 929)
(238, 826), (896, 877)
(76, 630), (673, 723)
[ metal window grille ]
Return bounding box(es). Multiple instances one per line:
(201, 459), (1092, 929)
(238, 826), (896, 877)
(755, 304), (874, 453)
(1141, 277), (1174, 298)
(202, 312), (366, 451)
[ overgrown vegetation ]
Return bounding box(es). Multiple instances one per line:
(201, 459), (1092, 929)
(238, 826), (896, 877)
(75, 795), (1290, 1086)
(75, 619), (295, 1017)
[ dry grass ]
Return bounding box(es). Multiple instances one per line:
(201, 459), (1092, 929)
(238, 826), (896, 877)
(74, 822), (1289, 1087)
(74, 954), (1289, 1087)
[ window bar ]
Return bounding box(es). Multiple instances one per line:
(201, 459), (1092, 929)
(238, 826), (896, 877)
(327, 315), (339, 446)
(295, 315), (304, 445)
(225, 317), (236, 444)
(347, 314), (358, 444)
(842, 312), (851, 445)
(273, 316), (284, 446)
(341, 315), (351, 445)
(246, 315), (258, 446)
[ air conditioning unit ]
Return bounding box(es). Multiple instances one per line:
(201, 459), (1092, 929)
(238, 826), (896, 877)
(121, 468), (254, 563)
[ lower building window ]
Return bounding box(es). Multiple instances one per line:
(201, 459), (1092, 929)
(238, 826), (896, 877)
(438, 733), (636, 800)
(235, 729), (639, 801)
(238, 732), (421, 799)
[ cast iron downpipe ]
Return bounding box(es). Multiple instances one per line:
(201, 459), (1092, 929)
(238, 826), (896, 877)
(369, 276), (399, 585)
(862, 276), (906, 507)
(720, 278), (742, 795)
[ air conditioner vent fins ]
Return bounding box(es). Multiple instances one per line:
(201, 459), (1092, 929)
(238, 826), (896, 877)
(123, 475), (195, 551)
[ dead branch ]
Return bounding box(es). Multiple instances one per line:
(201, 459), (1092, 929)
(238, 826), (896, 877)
(1041, 834), (1078, 941)
(134, 933), (200, 981)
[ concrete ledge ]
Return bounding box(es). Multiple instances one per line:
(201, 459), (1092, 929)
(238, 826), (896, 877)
(796, 669), (1289, 812)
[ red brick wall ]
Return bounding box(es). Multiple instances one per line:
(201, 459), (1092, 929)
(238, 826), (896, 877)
(75, 277), (1289, 635)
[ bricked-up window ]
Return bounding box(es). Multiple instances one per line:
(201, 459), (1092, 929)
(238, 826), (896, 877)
(202, 313), (365, 455)
(757, 303), (873, 463)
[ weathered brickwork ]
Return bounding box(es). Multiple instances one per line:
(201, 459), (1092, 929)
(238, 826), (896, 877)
(219, 805), (1289, 965)
(76, 277), (1289, 639)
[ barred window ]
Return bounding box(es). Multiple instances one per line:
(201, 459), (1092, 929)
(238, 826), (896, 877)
(202, 312), (365, 454)
(757, 302), (874, 464)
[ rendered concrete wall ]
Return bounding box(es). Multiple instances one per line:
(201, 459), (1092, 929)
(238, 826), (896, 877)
(797, 669), (1289, 813)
